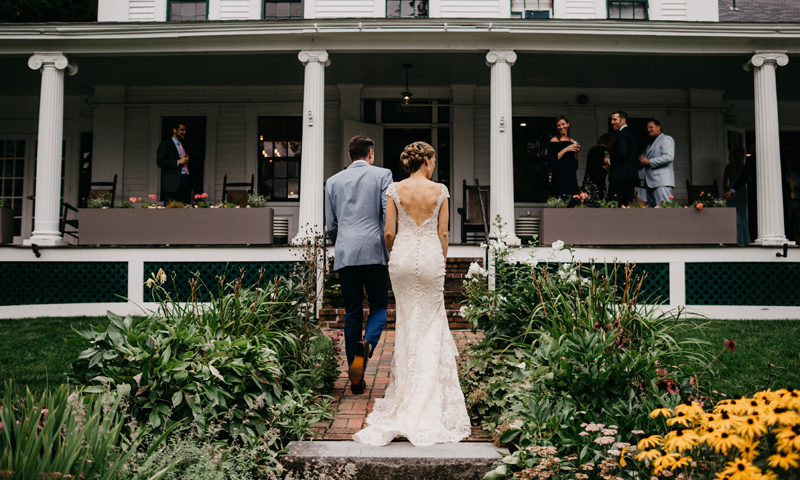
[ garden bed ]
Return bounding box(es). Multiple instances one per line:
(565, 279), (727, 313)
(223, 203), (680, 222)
(539, 207), (736, 246)
(78, 207), (274, 245)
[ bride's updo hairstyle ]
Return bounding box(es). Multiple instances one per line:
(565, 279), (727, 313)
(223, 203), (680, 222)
(400, 142), (435, 174)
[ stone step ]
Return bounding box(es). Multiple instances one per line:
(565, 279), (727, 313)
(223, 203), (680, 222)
(282, 441), (505, 480)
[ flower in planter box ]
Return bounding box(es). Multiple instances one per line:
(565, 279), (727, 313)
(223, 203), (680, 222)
(697, 203), (704, 210)
(552, 240), (565, 251)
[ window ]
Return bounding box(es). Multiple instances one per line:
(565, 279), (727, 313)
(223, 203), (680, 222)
(264, 0), (302, 20)
(169, 0), (207, 21)
(0, 139), (26, 237)
(607, 0), (648, 20)
(258, 117), (302, 202)
(513, 117), (556, 203)
(387, 0), (429, 18)
(381, 100), (432, 124)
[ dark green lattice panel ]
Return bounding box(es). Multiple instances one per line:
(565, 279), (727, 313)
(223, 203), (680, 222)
(496, 262), (669, 304)
(686, 262), (800, 306)
(143, 262), (297, 303)
(0, 262), (127, 305)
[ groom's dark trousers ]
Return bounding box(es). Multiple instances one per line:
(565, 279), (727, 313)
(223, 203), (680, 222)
(338, 264), (388, 366)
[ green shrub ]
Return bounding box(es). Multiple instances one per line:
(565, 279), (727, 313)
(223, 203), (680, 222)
(70, 243), (339, 452)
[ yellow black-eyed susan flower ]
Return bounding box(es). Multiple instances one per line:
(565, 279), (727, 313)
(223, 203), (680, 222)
(709, 431), (745, 454)
(652, 453), (680, 475)
(675, 400), (705, 417)
(637, 435), (664, 450)
(667, 411), (694, 428)
(721, 458), (761, 480)
(709, 410), (742, 431)
(650, 408), (674, 419)
(763, 407), (800, 427)
(767, 451), (800, 470)
(737, 416), (768, 438)
(635, 447), (662, 463)
(664, 428), (700, 453)
(739, 439), (760, 462)
(670, 455), (692, 470)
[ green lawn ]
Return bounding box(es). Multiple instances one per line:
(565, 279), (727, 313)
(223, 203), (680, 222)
(677, 319), (800, 398)
(0, 315), (109, 396)
(1, 316), (798, 399)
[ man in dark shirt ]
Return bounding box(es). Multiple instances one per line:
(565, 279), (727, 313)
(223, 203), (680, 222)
(607, 111), (639, 206)
(156, 122), (192, 204)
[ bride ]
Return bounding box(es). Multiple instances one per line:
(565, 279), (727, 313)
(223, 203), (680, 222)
(352, 141), (472, 447)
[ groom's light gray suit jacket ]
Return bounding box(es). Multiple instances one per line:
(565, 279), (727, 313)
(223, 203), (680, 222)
(325, 160), (394, 271)
(642, 133), (676, 188)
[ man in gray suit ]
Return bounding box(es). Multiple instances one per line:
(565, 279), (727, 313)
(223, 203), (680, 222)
(325, 135), (394, 395)
(639, 119), (676, 208)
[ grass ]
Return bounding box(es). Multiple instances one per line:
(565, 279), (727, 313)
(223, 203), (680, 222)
(0, 315), (109, 396)
(676, 319), (800, 398)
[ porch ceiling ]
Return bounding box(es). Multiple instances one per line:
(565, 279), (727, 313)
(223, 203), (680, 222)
(4, 51), (800, 101)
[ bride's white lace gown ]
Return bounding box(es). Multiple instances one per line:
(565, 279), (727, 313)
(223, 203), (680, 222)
(352, 183), (472, 446)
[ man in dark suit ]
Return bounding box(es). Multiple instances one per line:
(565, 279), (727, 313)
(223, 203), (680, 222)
(607, 111), (639, 206)
(156, 122), (191, 204)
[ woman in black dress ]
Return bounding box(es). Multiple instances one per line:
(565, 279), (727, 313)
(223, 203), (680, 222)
(548, 116), (580, 199)
(584, 133), (615, 200)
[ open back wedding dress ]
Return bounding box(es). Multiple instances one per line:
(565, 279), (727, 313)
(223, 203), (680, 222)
(352, 183), (472, 446)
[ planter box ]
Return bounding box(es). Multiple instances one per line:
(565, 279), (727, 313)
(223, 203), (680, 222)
(79, 208), (274, 245)
(539, 208), (737, 246)
(0, 208), (13, 244)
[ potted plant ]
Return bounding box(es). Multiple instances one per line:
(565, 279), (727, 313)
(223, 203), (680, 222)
(0, 198), (13, 244)
(540, 196), (736, 246)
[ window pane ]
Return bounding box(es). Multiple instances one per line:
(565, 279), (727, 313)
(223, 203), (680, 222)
(182, 2), (196, 16)
(265, 2), (277, 17)
(290, 2), (302, 17)
(274, 141), (287, 158)
(387, 0), (400, 16)
(288, 141), (301, 157)
(15, 160), (23, 176)
(171, 3), (182, 17)
(4, 161), (12, 177)
(276, 2), (290, 16)
(416, 0), (428, 17)
(274, 179), (287, 198)
(287, 179), (299, 198)
(196, 2), (206, 16)
(288, 162), (299, 178)
(3, 180), (10, 196)
(275, 162), (288, 179)
(400, 0), (414, 17)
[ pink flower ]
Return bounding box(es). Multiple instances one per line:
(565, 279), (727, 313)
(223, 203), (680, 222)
(193, 205), (198, 208)
(336, 330), (343, 335)
(194, 194), (201, 199)
(573, 195), (580, 199)
(138, 197), (142, 202)
(149, 194), (156, 200)
(724, 339), (736, 352)
(669, 195), (674, 200)
(334, 346), (341, 352)
(201, 193), (209, 198)
(696, 203), (704, 210)
(129, 197), (136, 202)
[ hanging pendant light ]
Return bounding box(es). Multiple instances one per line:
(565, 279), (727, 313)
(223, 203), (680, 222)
(401, 63), (413, 105)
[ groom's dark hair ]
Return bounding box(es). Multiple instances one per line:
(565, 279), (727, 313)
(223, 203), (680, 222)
(349, 135), (374, 161)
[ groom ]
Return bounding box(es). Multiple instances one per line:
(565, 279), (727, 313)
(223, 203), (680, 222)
(325, 135), (394, 395)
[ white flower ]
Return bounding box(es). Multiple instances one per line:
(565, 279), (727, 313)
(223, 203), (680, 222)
(515, 362), (526, 369)
(459, 306), (469, 318)
(568, 274), (578, 284)
(480, 242), (488, 250)
(581, 277), (591, 287)
(524, 257), (538, 268)
(490, 241), (507, 254)
(509, 419), (524, 430)
(466, 262), (488, 279)
(552, 240), (565, 251)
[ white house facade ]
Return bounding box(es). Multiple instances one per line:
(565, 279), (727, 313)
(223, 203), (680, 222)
(1, 0), (800, 319)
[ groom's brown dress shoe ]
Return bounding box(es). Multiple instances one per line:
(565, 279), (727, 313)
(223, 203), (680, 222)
(350, 378), (366, 395)
(348, 339), (370, 386)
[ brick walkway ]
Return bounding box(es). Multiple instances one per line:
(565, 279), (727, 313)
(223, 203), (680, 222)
(311, 330), (492, 443)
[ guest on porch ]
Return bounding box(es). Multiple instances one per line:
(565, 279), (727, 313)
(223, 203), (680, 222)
(156, 122), (192, 205)
(548, 116), (580, 200)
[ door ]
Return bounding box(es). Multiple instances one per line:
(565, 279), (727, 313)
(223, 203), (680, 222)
(725, 125), (746, 164)
(342, 120), (384, 169)
(0, 135), (33, 243)
(384, 128), (433, 183)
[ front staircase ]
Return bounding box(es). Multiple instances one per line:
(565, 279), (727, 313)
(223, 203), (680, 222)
(319, 257), (484, 330)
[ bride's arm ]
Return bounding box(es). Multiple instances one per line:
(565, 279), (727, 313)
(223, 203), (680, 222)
(385, 196), (397, 253)
(438, 198), (449, 260)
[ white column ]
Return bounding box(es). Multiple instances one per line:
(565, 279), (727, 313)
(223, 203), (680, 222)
(25, 53), (77, 246)
(744, 51), (793, 246)
(486, 50), (519, 245)
(294, 50), (330, 243)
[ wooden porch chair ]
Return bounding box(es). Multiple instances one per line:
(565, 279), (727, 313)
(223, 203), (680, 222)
(456, 179), (490, 244)
(59, 201), (79, 241)
(87, 173), (117, 207)
(686, 179), (719, 204)
(222, 174), (254, 207)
